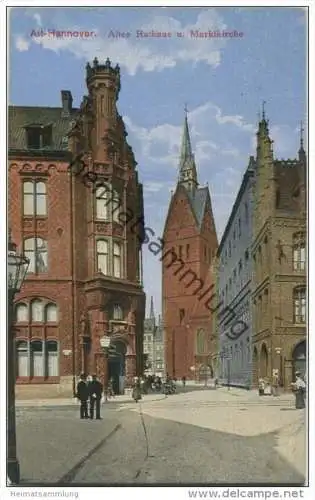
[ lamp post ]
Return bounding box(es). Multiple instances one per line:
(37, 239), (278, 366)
(7, 232), (30, 484)
(100, 335), (111, 401)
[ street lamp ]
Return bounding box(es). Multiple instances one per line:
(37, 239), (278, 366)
(7, 231), (30, 484)
(100, 335), (111, 401)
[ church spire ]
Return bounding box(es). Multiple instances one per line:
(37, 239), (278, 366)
(150, 296), (155, 319)
(178, 106), (198, 191)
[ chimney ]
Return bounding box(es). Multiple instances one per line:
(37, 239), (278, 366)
(61, 90), (73, 116)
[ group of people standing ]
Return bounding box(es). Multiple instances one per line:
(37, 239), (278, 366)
(76, 373), (104, 420)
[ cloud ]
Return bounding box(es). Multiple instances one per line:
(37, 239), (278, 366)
(15, 36), (30, 52)
(13, 8), (229, 75)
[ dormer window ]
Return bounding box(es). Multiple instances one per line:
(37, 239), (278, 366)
(25, 124), (52, 150)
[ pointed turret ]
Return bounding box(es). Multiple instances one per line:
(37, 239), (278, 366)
(178, 108), (198, 192)
(150, 296), (155, 319)
(256, 100), (273, 161)
(298, 121), (306, 163)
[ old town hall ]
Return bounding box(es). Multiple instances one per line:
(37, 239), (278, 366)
(9, 58), (145, 397)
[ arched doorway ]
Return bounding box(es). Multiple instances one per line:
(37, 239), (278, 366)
(199, 364), (213, 383)
(260, 344), (268, 378)
(108, 340), (127, 395)
(252, 347), (258, 386)
(292, 340), (306, 380)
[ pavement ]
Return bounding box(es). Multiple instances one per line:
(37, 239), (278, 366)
(15, 387), (306, 486)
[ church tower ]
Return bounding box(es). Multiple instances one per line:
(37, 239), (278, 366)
(162, 111), (218, 380)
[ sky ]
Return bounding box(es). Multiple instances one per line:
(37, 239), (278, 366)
(9, 6), (307, 317)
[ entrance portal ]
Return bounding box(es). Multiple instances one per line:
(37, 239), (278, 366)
(292, 340), (306, 380)
(108, 341), (127, 395)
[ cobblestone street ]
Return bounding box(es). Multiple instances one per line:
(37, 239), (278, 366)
(16, 388), (306, 486)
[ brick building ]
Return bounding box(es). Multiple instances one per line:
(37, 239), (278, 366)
(9, 57), (145, 397)
(251, 112), (307, 389)
(162, 112), (218, 380)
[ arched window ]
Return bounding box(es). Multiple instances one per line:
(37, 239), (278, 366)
(31, 300), (44, 322)
(24, 237), (48, 274)
(23, 181), (47, 216)
(16, 303), (28, 323)
(275, 189), (280, 209)
(293, 287), (306, 324)
(113, 242), (122, 278)
(112, 190), (120, 222)
(30, 340), (44, 376)
(97, 240), (109, 275)
(46, 341), (58, 376)
(46, 303), (58, 322)
(96, 185), (110, 220)
(196, 329), (206, 355)
(113, 304), (123, 320)
(293, 233), (306, 271)
(16, 341), (28, 377)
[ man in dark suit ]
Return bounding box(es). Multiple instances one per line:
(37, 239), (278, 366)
(89, 375), (103, 420)
(76, 373), (89, 419)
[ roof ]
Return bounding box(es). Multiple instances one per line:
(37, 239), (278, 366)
(217, 157), (255, 255)
(186, 186), (209, 228)
(8, 105), (79, 152)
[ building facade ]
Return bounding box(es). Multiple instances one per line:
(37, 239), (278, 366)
(251, 113), (307, 389)
(143, 297), (165, 377)
(216, 158), (255, 388)
(9, 58), (146, 397)
(162, 113), (218, 380)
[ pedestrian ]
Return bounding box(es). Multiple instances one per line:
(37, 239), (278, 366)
(258, 378), (265, 396)
(291, 371), (306, 409)
(89, 374), (103, 420)
(76, 373), (89, 419)
(132, 376), (142, 403)
(181, 376), (186, 389)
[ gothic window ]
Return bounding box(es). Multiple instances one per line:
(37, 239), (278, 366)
(275, 189), (281, 208)
(46, 341), (58, 377)
(293, 287), (306, 324)
(24, 237), (48, 274)
(16, 341), (28, 377)
(23, 181), (47, 216)
(113, 304), (123, 320)
(186, 244), (190, 259)
(46, 303), (58, 322)
(113, 241), (122, 278)
(196, 329), (206, 355)
(16, 303), (28, 323)
(112, 189), (120, 222)
(97, 239), (109, 275)
(179, 308), (185, 323)
(96, 185), (110, 220)
(31, 300), (44, 322)
(293, 233), (306, 271)
(30, 340), (44, 377)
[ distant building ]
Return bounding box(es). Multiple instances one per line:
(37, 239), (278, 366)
(251, 113), (306, 389)
(143, 297), (165, 377)
(216, 157), (255, 388)
(162, 111), (218, 380)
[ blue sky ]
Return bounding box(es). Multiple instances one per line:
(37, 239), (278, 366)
(9, 6), (307, 316)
